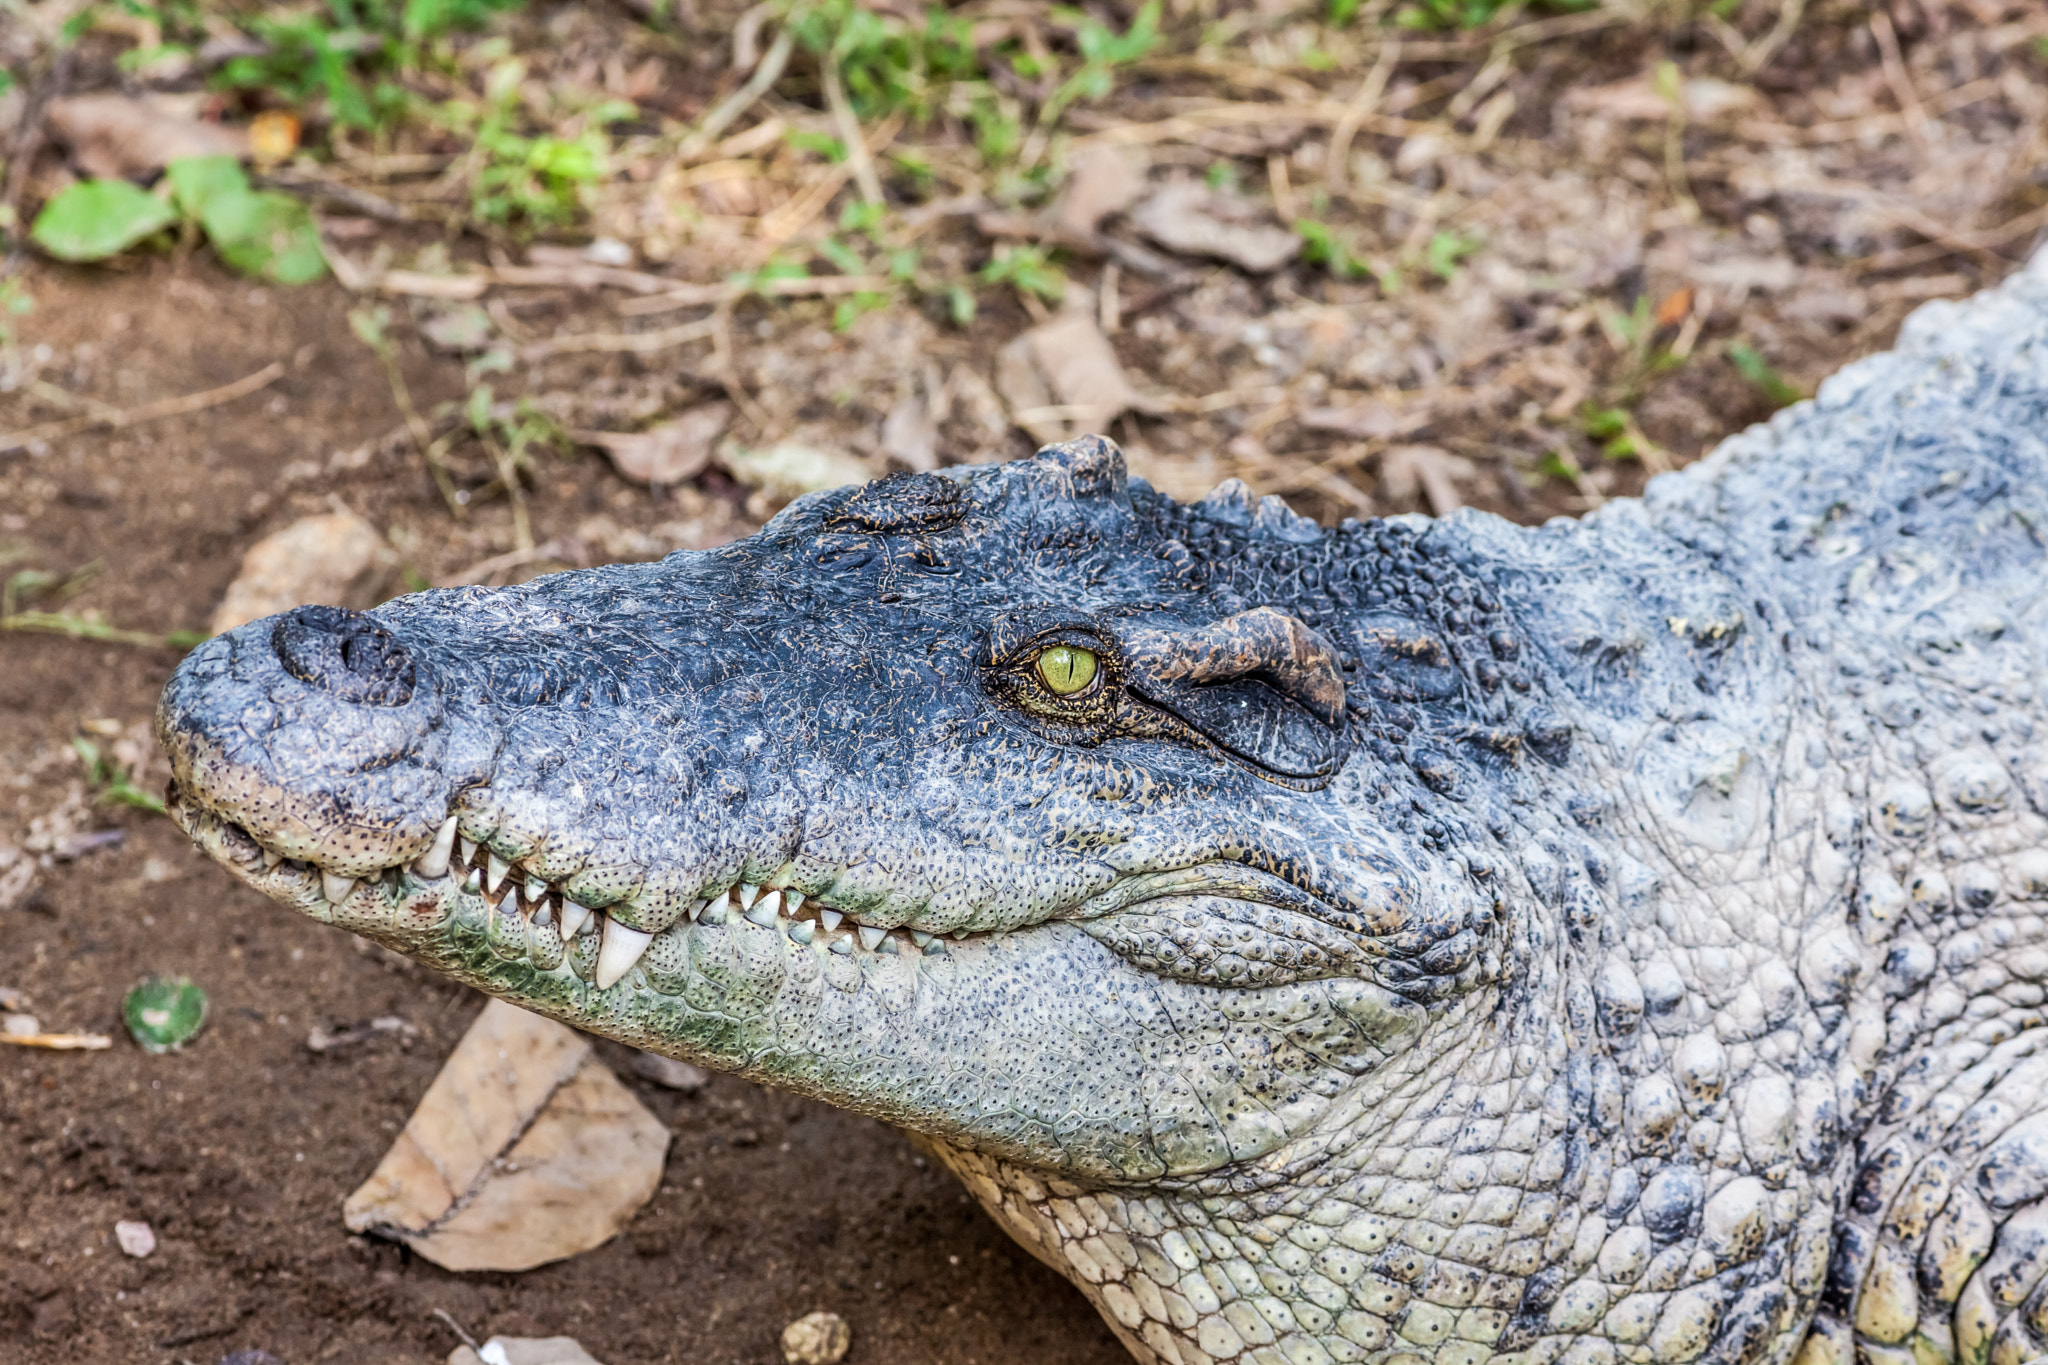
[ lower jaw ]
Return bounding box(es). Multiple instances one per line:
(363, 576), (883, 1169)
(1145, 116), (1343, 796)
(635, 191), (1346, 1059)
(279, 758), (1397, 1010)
(171, 793), (958, 1003)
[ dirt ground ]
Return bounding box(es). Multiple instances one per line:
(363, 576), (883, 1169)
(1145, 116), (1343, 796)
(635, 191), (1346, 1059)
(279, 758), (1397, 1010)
(3, 1), (2048, 1362)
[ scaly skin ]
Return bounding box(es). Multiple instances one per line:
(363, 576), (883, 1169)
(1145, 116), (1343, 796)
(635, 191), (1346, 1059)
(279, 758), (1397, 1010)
(159, 255), (2048, 1365)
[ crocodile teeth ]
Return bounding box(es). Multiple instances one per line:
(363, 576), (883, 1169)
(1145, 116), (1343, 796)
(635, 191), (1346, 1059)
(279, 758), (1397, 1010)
(595, 917), (654, 990)
(735, 883), (762, 909)
(485, 852), (511, 896)
(784, 892), (805, 915)
(788, 919), (815, 944)
(260, 846), (283, 869)
(911, 930), (934, 948)
(743, 897), (779, 928)
(319, 870), (356, 904)
(457, 836), (478, 866)
(819, 909), (844, 931)
(558, 901), (592, 940)
(828, 936), (853, 955)
(413, 816), (459, 879)
(686, 898), (710, 923)
(856, 925), (886, 952)
(463, 867), (483, 892)
(525, 877), (548, 904)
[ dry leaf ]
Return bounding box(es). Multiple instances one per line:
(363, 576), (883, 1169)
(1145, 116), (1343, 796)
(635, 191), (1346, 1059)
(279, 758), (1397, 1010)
(210, 512), (390, 636)
(1563, 76), (1756, 123)
(343, 999), (669, 1273)
(47, 94), (249, 179)
(1130, 182), (1301, 274)
(1380, 445), (1475, 517)
(996, 305), (1159, 444)
(881, 389), (939, 472)
(1297, 401), (1430, 441)
(580, 403), (732, 485)
(720, 441), (873, 508)
(1054, 144), (1148, 237)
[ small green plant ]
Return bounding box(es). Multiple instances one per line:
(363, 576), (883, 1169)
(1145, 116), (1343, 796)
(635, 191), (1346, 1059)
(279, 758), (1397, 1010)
(1392, 0), (1593, 31)
(784, 0), (982, 123)
(1041, 2), (1162, 124)
(1423, 229), (1481, 283)
(458, 62), (632, 228)
(980, 244), (1065, 305)
(216, 0), (530, 132)
(1296, 219), (1398, 290)
(1580, 404), (1665, 464)
(71, 735), (166, 814)
(31, 156), (326, 283)
(1727, 341), (1804, 409)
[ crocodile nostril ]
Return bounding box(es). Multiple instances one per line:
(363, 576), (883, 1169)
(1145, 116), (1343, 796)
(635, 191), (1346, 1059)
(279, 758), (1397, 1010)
(271, 605), (417, 707)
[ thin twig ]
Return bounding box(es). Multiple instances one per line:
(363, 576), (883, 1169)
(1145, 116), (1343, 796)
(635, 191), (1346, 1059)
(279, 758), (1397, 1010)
(1869, 11), (1931, 155)
(0, 363), (284, 456)
(519, 316), (721, 362)
(617, 273), (891, 316)
(821, 55), (884, 207)
(1326, 41), (1399, 194)
(680, 25), (795, 161)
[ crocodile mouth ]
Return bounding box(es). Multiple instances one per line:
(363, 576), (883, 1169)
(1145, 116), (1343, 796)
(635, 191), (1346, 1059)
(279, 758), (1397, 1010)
(167, 786), (945, 995)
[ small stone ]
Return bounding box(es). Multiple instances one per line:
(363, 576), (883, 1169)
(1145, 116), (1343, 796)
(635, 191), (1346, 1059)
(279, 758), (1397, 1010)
(114, 1220), (155, 1257)
(449, 1337), (605, 1365)
(209, 512), (390, 635)
(629, 1051), (709, 1093)
(3, 1012), (40, 1037)
(780, 1310), (851, 1365)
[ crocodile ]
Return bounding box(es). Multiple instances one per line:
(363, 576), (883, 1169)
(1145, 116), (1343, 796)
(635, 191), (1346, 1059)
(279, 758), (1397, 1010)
(158, 253), (2048, 1365)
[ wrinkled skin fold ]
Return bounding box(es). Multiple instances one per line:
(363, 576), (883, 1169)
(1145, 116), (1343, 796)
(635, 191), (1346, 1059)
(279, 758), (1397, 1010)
(162, 254), (2048, 1365)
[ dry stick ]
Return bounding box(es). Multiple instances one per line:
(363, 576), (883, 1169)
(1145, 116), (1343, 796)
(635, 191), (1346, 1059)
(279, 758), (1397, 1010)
(1326, 41), (1401, 194)
(821, 57), (885, 208)
(617, 273), (891, 316)
(747, 111), (906, 267)
(1741, 0), (1805, 76)
(680, 25), (796, 161)
(518, 315), (722, 362)
(0, 362), (284, 456)
(1, 47), (73, 257)
(1870, 10), (1932, 156)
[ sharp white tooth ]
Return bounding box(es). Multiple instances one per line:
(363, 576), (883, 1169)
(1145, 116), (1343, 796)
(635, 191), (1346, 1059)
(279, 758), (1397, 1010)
(784, 892), (806, 915)
(463, 867), (483, 892)
(911, 930), (934, 948)
(788, 920), (815, 944)
(699, 901), (727, 925)
(857, 925), (885, 952)
(526, 877), (548, 903)
(686, 898), (710, 923)
(828, 936), (853, 955)
(744, 898), (778, 928)
(534, 902), (554, 928)
(595, 917), (655, 990)
(759, 890), (784, 917)
(558, 901), (592, 940)
(485, 852), (511, 895)
(412, 816), (458, 879)
(819, 909), (844, 931)
(457, 836), (478, 866)
(321, 870), (357, 904)
(261, 847), (283, 869)
(736, 883), (762, 909)
(878, 934), (900, 955)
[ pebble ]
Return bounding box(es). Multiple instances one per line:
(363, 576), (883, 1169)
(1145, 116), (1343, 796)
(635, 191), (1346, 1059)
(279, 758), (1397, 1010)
(114, 1220), (155, 1258)
(781, 1310), (852, 1365)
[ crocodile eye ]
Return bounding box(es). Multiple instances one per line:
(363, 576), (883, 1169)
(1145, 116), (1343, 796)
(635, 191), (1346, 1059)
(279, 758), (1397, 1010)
(1036, 645), (1099, 696)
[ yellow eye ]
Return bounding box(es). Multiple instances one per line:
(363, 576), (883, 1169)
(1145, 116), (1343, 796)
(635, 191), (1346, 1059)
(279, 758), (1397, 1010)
(1036, 645), (1099, 696)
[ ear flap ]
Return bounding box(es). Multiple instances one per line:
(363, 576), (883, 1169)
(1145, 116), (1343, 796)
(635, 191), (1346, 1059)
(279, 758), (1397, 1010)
(1123, 607), (1351, 781)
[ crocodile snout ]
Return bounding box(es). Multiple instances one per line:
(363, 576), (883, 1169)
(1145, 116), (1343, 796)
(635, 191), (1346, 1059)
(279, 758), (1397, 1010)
(271, 605), (417, 707)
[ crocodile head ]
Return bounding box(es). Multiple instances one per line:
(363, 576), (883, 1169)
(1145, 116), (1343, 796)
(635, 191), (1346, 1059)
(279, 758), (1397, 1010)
(159, 437), (1526, 1189)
